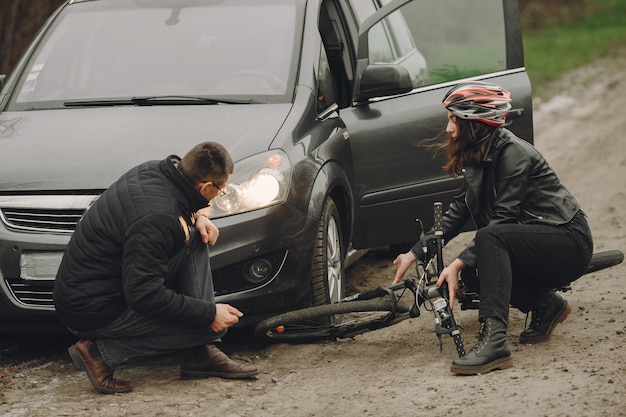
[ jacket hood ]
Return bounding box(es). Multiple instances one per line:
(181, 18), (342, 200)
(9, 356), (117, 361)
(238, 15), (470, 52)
(0, 103), (291, 191)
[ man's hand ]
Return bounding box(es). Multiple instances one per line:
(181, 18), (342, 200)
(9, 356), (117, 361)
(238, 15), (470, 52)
(195, 215), (219, 245)
(211, 304), (244, 332)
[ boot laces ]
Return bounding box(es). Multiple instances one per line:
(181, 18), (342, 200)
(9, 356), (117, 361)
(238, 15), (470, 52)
(471, 320), (490, 352)
(533, 307), (546, 325)
(527, 297), (551, 329)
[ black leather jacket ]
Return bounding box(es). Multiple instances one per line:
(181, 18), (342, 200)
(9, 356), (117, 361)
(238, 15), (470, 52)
(411, 128), (584, 268)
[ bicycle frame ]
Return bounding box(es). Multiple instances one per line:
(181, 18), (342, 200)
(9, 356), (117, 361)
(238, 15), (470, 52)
(338, 202), (466, 356)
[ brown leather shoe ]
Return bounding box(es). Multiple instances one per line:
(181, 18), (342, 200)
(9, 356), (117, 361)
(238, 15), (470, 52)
(68, 339), (133, 394)
(180, 344), (259, 380)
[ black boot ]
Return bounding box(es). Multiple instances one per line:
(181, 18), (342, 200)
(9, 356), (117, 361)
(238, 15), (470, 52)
(519, 291), (571, 344)
(450, 317), (512, 375)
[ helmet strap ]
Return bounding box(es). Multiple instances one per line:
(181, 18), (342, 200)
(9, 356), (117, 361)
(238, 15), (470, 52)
(470, 121), (498, 146)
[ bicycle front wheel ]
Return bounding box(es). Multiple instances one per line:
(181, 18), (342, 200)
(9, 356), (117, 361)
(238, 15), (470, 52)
(254, 298), (410, 342)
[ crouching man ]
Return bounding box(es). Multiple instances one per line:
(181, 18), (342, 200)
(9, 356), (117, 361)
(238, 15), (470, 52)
(53, 141), (258, 394)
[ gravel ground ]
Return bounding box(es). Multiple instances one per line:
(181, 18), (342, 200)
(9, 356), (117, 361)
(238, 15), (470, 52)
(1, 50), (625, 417)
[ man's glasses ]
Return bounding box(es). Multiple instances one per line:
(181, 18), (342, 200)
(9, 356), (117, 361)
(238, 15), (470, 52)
(212, 183), (227, 196)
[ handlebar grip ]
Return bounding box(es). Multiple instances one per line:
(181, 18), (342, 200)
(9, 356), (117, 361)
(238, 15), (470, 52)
(433, 202), (443, 236)
(433, 201), (445, 273)
(453, 332), (466, 357)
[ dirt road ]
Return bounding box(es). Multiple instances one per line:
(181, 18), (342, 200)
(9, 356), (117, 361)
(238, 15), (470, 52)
(1, 51), (625, 417)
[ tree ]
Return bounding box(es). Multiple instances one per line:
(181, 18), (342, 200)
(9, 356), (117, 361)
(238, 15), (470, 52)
(0, 0), (65, 76)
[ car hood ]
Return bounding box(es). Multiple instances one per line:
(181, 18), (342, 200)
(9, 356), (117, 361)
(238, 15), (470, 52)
(0, 104), (292, 191)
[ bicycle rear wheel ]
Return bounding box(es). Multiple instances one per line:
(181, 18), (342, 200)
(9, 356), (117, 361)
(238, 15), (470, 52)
(586, 250), (624, 274)
(254, 298), (410, 342)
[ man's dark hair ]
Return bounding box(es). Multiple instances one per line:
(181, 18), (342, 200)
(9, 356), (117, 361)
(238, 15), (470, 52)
(179, 142), (234, 186)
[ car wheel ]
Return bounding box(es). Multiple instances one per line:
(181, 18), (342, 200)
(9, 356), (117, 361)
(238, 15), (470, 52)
(310, 198), (345, 306)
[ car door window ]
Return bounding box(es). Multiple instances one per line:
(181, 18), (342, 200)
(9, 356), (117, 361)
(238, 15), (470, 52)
(367, 9), (428, 87)
(362, 0), (507, 90)
(385, 0), (507, 86)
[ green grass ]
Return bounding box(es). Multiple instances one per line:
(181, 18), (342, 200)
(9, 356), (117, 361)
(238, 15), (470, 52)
(522, 0), (626, 92)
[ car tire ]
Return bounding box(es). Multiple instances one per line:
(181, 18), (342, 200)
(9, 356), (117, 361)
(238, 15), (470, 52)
(310, 197), (345, 307)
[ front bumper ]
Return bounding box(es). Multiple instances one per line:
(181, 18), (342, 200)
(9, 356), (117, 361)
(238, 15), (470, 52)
(0, 195), (317, 333)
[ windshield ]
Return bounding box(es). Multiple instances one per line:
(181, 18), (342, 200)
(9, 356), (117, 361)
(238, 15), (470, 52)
(11, 0), (302, 110)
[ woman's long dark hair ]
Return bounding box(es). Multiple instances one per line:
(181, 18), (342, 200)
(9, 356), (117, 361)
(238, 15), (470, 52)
(440, 119), (500, 177)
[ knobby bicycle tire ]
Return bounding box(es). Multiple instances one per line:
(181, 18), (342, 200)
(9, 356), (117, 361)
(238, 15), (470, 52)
(254, 298), (410, 342)
(586, 250), (624, 274)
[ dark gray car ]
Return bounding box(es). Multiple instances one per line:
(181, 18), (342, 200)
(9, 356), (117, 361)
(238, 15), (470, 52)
(0, 0), (533, 332)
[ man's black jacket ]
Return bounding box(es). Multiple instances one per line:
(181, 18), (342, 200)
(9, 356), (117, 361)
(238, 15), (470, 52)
(53, 156), (215, 331)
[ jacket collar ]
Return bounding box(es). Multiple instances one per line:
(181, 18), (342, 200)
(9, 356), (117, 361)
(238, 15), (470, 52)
(482, 127), (519, 163)
(462, 129), (508, 197)
(160, 155), (209, 213)
(480, 128), (505, 163)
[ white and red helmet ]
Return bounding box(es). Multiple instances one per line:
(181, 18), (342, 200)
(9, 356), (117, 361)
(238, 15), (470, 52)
(443, 81), (512, 127)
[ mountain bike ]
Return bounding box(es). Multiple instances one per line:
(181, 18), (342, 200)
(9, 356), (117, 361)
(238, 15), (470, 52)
(254, 203), (624, 358)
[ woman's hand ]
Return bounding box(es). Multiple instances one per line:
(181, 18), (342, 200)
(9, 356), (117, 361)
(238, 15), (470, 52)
(435, 258), (466, 307)
(392, 251), (418, 284)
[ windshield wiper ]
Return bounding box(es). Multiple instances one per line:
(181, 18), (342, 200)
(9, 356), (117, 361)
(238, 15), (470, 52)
(64, 95), (253, 107)
(132, 96), (253, 105)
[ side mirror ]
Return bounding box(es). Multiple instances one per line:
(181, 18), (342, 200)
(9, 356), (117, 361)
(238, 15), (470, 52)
(0, 75), (5, 91)
(356, 64), (412, 102)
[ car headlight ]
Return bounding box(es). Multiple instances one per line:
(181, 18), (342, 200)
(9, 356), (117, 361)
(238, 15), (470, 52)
(207, 150), (291, 217)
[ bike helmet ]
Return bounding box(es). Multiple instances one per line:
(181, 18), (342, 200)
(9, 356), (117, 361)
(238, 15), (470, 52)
(442, 81), (512, 127)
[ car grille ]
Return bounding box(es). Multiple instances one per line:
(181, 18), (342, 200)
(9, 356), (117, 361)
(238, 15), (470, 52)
(1, 208), (86, 233)
(4, 277), (55, 309)
(0, 195), (99, 234)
